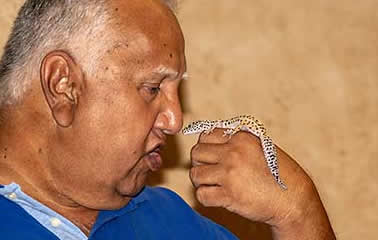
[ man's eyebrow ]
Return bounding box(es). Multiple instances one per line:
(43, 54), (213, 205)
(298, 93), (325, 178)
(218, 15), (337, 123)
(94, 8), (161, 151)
(153, 65), (178, 77)
(152, 65), (189, 80)
(182, 72), (189, 80)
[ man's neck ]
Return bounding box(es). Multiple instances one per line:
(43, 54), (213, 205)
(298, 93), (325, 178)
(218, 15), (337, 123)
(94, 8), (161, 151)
(0, 123), (99, 236)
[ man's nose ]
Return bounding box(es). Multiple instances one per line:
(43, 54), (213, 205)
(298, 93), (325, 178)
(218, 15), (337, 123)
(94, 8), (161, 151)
(155, 94), (183, 135)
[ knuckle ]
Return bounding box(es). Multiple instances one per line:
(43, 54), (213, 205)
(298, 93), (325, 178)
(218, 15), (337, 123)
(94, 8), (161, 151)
(189, 169), (199, 188)
(228, 134), (260, 154)
(199, 129), (224, 143)
(227, 148), (241, 160)
(238, 131), (252, 139)
(190, 144), (200, 157)
(189, 167), (197, 181)
(198, 131), (207, 141)
(212, 128), (224, 136)
(220, 188), (232, 207)
(196, 187), (210, 206)
(224, 165), (237, 178)
(234, 131), (258, 143)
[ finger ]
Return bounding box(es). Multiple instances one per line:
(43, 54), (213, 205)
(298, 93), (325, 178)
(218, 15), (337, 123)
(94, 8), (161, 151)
(198, 128), (229, 144)
(195, 185), (231, 208)
(191, 142), (227, 165)
(189, 164), (224, 187)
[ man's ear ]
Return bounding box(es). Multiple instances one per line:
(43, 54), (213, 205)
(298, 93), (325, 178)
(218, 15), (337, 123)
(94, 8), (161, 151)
(40, 51), (83, 128)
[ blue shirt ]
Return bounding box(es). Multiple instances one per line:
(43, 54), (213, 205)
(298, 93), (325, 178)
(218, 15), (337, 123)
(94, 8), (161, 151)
(0, 183), (87, 240)
(0, 183), (239, 240)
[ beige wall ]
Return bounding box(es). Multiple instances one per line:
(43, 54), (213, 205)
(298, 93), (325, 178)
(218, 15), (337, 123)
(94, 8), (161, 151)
(1, 1), (377, 239)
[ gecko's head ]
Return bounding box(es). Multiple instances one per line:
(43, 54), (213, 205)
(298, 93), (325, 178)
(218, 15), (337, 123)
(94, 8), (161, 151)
(181, 120), (213, 135)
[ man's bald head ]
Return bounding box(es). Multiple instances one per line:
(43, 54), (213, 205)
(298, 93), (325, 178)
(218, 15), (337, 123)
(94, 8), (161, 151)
(0, 0), (177, 107)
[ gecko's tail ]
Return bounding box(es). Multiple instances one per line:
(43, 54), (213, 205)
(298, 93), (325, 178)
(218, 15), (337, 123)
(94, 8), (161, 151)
(260, 135), (288, 191)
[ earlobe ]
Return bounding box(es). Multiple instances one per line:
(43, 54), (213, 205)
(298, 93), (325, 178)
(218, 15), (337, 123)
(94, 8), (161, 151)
(40, 51), (83, 128)
(51, 99), (75, 127)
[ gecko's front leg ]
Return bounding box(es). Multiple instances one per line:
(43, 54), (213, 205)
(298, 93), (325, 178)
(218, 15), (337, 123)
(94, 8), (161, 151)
(204, 120), (221, 134)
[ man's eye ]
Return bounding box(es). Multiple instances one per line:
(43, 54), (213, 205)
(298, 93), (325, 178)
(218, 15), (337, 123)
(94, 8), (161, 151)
(147, 86), (160, 95)
(139, 83), (162, 102)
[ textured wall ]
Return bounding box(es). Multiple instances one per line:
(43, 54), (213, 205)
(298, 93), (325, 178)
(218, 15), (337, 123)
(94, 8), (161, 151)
(1, 1), (377, 239)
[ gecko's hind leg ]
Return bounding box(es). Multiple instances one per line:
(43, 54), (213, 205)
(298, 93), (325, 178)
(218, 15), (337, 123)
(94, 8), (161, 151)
(222, 124), (243, 138)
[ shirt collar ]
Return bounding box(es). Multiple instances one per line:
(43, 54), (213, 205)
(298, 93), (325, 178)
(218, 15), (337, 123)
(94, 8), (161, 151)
(0, 182), (149, 238)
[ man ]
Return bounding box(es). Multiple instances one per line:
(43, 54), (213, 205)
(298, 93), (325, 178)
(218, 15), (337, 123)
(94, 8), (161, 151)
(0, 0), (336, 239)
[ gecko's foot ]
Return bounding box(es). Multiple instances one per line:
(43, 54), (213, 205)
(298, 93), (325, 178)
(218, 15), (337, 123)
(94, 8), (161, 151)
(204, 126), (218, 135)
(222, 128), (234, 138)
(222, 134), (232, 139)
(279, 183), (288, 190)
(204, 129), (215, 135)
(277, 179), (288, 190)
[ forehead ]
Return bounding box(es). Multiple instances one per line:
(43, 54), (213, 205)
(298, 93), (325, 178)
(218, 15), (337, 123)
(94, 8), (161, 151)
(106, 0), (186, 78)
(109, 0), (184, 54)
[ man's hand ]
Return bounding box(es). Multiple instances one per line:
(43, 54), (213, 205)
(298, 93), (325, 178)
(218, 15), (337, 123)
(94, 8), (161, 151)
(189, 129), (336, 240)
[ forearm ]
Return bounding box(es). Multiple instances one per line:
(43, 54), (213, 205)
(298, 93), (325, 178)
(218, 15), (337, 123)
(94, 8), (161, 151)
(271, 182), (336, 240)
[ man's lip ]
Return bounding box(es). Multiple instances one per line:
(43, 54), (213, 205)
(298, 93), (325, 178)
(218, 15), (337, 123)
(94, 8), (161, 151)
(148, 141), (166, 154)
(145, 143), (165, 172)
(145, 150), (163, 171)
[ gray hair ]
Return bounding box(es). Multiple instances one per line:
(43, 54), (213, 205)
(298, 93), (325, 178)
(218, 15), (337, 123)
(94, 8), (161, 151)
(0, 0), (177, 107)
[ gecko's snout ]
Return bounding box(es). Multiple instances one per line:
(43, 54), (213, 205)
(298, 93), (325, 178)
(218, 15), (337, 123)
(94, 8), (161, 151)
(181, 121), (203, 135)
(181, 125), (194, 135)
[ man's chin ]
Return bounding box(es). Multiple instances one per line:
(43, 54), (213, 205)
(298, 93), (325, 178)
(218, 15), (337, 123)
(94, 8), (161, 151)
(116, 177), (148, 199)
(95, 196), (133, 210)
(74, 191), (132, 211)
(79, 183), (147, 210)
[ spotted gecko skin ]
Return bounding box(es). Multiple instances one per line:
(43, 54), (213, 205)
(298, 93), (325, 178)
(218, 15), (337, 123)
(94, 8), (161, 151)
(182, 115), (288, 190)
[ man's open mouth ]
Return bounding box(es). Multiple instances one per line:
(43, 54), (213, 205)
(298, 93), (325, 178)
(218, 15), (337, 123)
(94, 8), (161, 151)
(145, 145), (163, 171)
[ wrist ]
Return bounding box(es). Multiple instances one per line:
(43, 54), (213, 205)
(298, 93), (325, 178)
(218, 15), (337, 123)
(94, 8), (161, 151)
(271, 180), (336, 240)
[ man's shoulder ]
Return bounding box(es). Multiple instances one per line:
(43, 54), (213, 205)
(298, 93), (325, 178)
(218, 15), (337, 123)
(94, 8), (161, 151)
(141, 186), (188, 203)
(138, 186), (194, 215)
(129, 186), (239, 239)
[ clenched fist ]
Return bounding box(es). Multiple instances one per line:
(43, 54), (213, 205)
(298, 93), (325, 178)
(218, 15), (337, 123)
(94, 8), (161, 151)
(189, 129), (336, 240)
